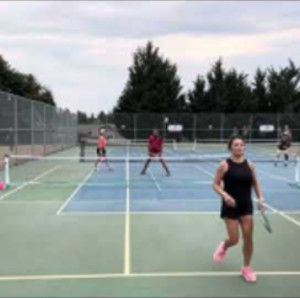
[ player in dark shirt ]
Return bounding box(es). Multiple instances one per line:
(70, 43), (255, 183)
(140, 129), (170, 176)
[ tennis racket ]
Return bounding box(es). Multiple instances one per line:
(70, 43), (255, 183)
(260, 211), (272, 233)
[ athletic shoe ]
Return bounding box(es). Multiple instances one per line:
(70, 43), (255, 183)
(241, 266), (257, 283)
(213, 241), (227, 264)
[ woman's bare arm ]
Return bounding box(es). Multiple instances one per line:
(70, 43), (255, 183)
(213, 161), (236, 208)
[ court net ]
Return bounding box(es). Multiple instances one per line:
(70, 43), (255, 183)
(80, 138), (300, 159)
(79, 138), (180, 156)
(2, 153), (300, 188)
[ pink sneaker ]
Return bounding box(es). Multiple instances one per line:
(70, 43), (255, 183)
(213, 241), (227, 264)
(241, 266), (257, 283)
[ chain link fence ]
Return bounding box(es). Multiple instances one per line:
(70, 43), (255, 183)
(0, 90), (78, 163)
(79, 113), (300, 143)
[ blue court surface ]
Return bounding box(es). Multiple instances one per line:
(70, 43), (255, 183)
(59, 147), (300, 215)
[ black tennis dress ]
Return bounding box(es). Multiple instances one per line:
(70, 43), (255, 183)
(221, 158), (254, 219)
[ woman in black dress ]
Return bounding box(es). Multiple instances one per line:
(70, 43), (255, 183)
(212, 136), (265, 283)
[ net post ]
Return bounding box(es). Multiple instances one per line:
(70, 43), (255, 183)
(172, 139), (177, 151)
(4, 154), (10, 188)
(79, 138), (85, 162)
(126, 139), (131, 155)
(192, 138), (197, 151)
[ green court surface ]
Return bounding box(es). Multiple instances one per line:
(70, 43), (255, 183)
(0, 146), (300, 297)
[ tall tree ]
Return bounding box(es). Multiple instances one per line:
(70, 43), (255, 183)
(77, 111), (88, 123)
(187, 75), (207, 112)
(97, 111), (106, 124)
(223, 69), (252, 112)
(252, 68), (268, 112)
(205, 58), (227, 112)
(0, 54), (55, 106)
(204, 58), (252, 112)
(0, 55), (14, 91)
(114, 41), (184, 113)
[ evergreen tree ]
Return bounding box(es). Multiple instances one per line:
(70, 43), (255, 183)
(114, 41), (184, 113)
(187, 75), (207, 112)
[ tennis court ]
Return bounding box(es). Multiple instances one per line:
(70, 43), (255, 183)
(0, 142), (300, 297)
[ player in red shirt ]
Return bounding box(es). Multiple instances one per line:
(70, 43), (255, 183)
(94, 128), (113, 171)
(140, 129), (170, 176)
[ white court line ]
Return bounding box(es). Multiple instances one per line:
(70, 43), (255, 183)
(24, 181), (120, 187)
(124, 148), (131, 275)
(0, 166), (60, 201)
(164, 148), (177, 156)
(56, 168), (95, 215)
(157, 199), (219, 203)
(148, 168), (162, 191)
(255, 168), (294, 183)
(58, 211), (220, 216)
(0, 271), (300, 281)
(0, 200), (62, 204)
(39, 210), (300, 216)
(281, 210), (300, 214)
(253, 197), (300, 228)
(194, 165), (215, 178)
(131, 211), (219, 215)
(136, 151), (162, 192)
(193, 180), (213, 185)
(194, 177), (271, 183)
(165, 149), (216, 180)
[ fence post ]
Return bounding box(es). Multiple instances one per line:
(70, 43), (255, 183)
(193, 114), (197, 142)
(163, 114), (166, 139)
(13, 95), (18, 156)
(134, 114), (137, 141)
(31, 100), (34, 155)
(43, 105), (46, 156)
(220, 113), (224, 143)
(277, 113), (280, 140)
(249, 114), (253, 143)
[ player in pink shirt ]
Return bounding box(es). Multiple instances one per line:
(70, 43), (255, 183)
(140, 129), (170, 176)
(95, 128), (112, 171)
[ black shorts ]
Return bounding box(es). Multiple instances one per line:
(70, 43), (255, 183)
(221, 200), (253, 219)
(97, 148), (106, 156)
(278, 144), (290, 151)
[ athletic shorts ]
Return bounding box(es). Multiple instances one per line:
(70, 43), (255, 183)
(97, 148), (106, 156)
(278, 144), (289, 151)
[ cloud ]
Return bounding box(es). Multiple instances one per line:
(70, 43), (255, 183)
(0, 1), (300, 114)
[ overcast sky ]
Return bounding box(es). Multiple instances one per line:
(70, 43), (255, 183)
(1, 1), (300, 115)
